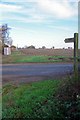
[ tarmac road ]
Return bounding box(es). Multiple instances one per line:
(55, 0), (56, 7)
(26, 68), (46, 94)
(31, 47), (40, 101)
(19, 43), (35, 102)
(2, 63), (76, 85)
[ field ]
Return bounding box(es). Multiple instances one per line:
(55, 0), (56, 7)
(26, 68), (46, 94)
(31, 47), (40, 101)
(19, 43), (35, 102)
(2, 48), (80, 64)
(20, 48), (74, 56)
(3, 48), (79, 64)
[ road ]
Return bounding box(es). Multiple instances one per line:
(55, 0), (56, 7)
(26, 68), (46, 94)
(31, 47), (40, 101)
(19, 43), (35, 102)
(2, 63), (76, 85)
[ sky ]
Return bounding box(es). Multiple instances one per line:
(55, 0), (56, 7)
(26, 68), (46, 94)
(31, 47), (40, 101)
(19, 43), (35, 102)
(0, 0), (79, 48)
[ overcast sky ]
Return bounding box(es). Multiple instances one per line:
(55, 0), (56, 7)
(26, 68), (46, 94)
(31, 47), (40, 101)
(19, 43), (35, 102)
(0, 0), (79, 48)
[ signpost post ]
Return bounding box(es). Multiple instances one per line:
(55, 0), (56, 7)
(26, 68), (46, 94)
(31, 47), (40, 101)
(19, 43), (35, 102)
(74, 33), (78, 80)
(64, 33), (78, 79)
(78, 1), (80, 49)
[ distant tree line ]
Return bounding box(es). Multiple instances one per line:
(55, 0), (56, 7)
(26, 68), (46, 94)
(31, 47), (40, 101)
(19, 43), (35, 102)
(23, 45), (55, 49)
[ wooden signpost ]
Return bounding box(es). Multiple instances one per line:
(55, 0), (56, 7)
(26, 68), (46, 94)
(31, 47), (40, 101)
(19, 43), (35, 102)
(64, 38), (74, 43)
(64, 33), (78, 79)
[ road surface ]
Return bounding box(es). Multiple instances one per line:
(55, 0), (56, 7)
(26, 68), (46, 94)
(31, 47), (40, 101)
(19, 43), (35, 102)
(1, 63), (76, 85)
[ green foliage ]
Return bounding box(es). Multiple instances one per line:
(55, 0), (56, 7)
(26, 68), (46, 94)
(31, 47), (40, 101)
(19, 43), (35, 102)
(54, 75), (80, 120)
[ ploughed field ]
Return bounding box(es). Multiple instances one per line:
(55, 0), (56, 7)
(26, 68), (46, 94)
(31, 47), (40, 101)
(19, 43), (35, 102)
(18, 49), (75, 63)
(2, 48), (80, 64)
(20, 48), (74, 56)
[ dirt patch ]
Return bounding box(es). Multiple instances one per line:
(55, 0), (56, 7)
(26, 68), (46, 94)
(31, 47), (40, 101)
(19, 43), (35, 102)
(2, 73), (68, 86)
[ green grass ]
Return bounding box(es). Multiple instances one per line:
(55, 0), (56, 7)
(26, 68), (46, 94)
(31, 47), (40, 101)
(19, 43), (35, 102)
(2, 51), (73, 64)
(2, 75), (80, 119)
(2, 80), (62, 118)
(14, 55), (64, 63)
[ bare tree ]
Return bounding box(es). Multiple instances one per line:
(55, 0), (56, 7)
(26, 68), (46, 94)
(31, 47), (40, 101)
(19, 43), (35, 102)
(0, 24), (11, 45)
(0, 24), (12, 54)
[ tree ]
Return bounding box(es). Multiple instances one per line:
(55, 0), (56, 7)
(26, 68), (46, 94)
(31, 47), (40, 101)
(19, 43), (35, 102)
(0, 24), (11, 45)
(52, 46), (55, 49)
(42, 46), (46, 49)
(27, 45), (35, 49)
(7, 37), (13, 46)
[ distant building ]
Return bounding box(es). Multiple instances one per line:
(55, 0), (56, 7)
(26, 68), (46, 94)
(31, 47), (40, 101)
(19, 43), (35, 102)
(11, 45), (16, 51)
(3, 44), (11, 55)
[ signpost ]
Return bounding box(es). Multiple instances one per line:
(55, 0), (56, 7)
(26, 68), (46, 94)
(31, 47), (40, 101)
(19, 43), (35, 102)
(78, 1), (80, 49)
(64, 33), (78, 79)
(64, 38), (74, 43)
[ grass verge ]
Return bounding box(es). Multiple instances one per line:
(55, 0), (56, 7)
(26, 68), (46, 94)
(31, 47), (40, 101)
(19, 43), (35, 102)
(2, 75), (80, 119)
(2, 80), (62, 119)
